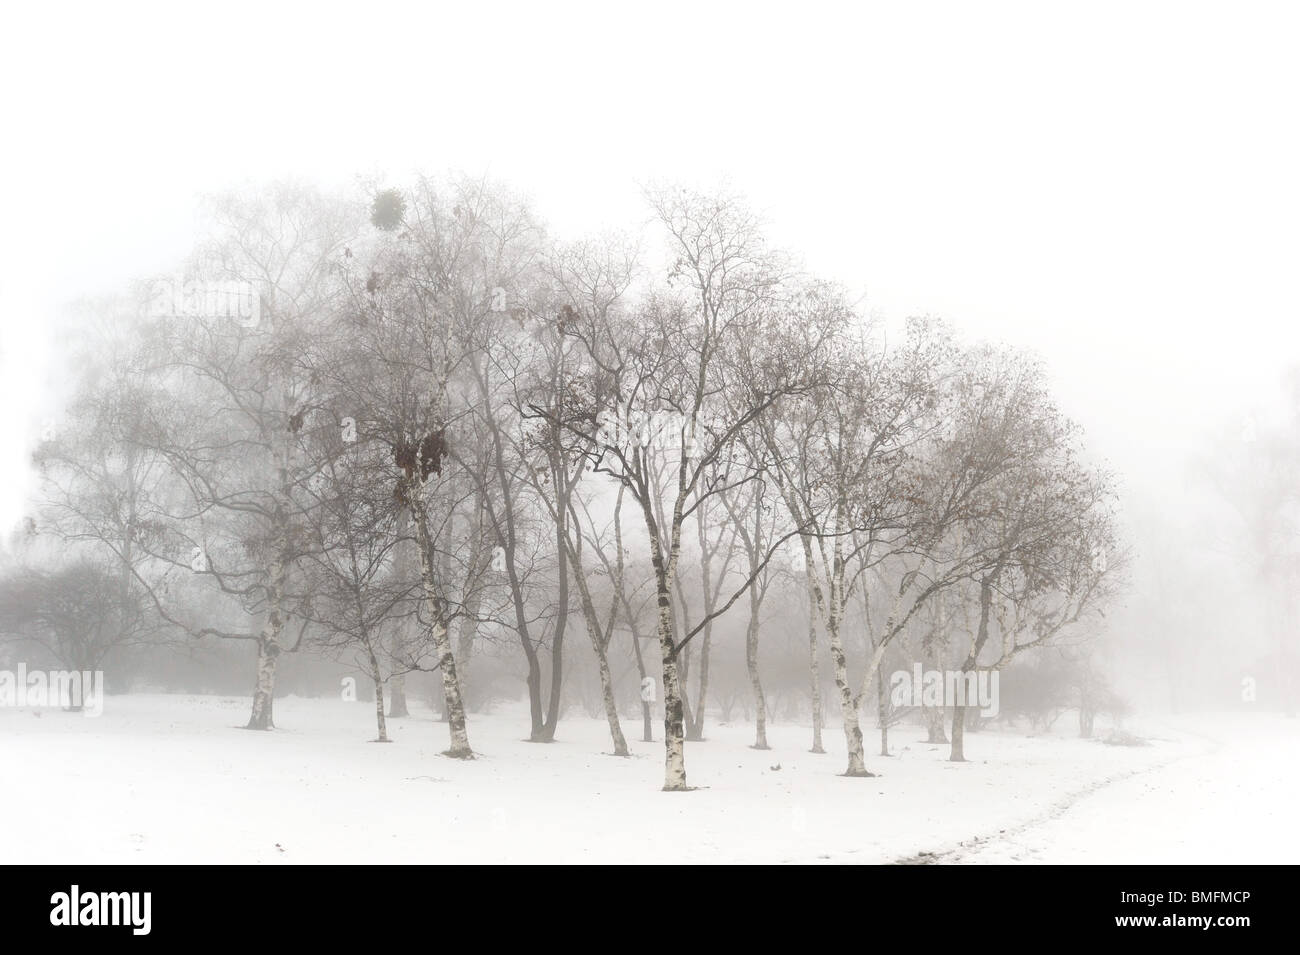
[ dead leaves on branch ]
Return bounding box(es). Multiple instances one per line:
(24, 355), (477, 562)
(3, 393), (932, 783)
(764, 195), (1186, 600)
(392, 429), (448, 504)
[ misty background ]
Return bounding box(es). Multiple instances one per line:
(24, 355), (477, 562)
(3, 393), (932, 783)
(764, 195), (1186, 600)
(3, 0), (1298, 719)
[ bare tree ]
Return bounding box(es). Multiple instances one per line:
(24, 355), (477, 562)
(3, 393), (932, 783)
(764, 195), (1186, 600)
(297, 429), (418, 742)
(545, 188), (833, 790)
(123, 182), (358, 729)
(327, 176), (535, 757)
(720, 475), (783, 749)
(0, 559), (153, 700)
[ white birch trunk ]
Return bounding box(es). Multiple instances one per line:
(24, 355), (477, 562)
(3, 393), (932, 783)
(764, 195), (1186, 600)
(746, 606), (769, 749)
(571, 562), (630, 756)
(247, 635), (279, 730)
(246, 548), (285, 730)
(826, 527), (870, 775)
(649, 515), (688, 790)
(803, 539), (826, 754)
(369, 648), (389, 742)
(410, 486), (472, 758)
(659, 587), (688, 790)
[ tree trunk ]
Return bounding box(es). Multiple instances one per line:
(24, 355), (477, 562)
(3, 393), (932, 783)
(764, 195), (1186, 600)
(568, 545), (629, 756)
(922, 626), (948, 743)
(246, 636), (278, 729)
(247, 385), (294, 732)
(502, 540), (546, 740)
(661, 640), (687, 788)
(950, 694), (966, 761)
(827, 528), (870, 776)
(679, 638), (694, 733)
(805, 551), (825, 754)
(369, 649), (389, 742)
(411, 488), (472, 758)
(387, 671), (409, 718)
(829, 614), (869, 775)
(643, 463), (689, 789)
(687, 630), (711, 741)
(430, 619), (470, 756)
(538, 521), (568, 742)
(524, 645), (545, 740)
(925, 704), (948, 744)
(629, 625), (654, 742)
(614, 494), (655, 745)
(596, 649), (629, 756)
(455, 494), (486, 709)
(685, 506), (723, 743)
(388, 507), (415, 719)
(746, 595), (769, 750)
(654, 574), (687, 789)
(245, 501), (289, 732)
(246, 548), (284, 731)
(950, 576), (994, 762)
(455, 615), (477, 709)
(876, 664), (889, 757)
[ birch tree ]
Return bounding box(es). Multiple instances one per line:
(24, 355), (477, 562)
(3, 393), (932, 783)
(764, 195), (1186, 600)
(329, 176), (535, 757)
(759, 317), (951, 776)
(127, 182), (358, 729)
(298, 427), (418, 742)
(720, 468), (785, 748)
(546, 189), (833, 789)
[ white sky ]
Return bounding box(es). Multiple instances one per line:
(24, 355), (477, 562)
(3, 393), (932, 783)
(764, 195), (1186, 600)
(2, 0), (1298, 535)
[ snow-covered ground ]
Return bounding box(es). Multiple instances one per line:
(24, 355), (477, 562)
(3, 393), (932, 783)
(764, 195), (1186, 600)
(1, 694), (1294, 863)
(947, 714), (1299, 864)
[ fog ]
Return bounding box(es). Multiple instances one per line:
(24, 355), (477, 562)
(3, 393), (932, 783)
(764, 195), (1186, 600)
(0, 1), (1296, 870)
